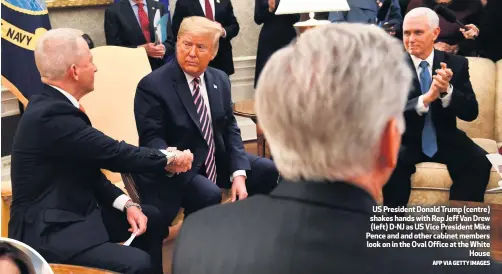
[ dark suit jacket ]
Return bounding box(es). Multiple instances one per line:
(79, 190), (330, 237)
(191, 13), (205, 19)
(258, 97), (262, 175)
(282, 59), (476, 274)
(254, 0), (299, 87)
(173, 179), (500, 273)
(406, 0), (482, 56)
(104, 0), (175, 70)
(478, 0), (502, 62)
(9, 85), (167, 262)
(134, 60), (250, 191)
(172, 0), (239, 75)
(402, 50), (478, 163)
(329, 0), (402, 28)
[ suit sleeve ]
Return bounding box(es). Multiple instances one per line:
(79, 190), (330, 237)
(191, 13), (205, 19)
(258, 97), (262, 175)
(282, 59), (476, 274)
(328, 11), (347, 22)
(447, 59), (478, 122)
(387, 0), (403, 34)
(160, 5), (175, 56)
(222, 1), (240, 40)
(171, 0), (186, 41)
(104, 8), (129, 47)
(254, 0), (273, 25)
(94, 172), (125, 208)
(134, 79), (170, 149)
(222, 75), (251, 172)
(44, 111), (167, 174)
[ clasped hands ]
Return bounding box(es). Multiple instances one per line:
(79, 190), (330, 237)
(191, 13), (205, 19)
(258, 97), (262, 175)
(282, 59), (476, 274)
(423, 62), (453, 106)
(165, 147), (194, 174)
(140, 43), (165, 59)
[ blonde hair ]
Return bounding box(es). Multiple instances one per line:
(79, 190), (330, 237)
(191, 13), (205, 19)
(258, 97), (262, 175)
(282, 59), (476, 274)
(177, 16), (222, 55)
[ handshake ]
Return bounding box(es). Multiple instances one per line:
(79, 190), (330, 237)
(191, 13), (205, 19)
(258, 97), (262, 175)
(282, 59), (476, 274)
(164, 147), (194, 174)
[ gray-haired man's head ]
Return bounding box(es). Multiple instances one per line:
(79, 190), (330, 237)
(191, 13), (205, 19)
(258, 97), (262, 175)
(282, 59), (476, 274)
(255, 23), (412, 199)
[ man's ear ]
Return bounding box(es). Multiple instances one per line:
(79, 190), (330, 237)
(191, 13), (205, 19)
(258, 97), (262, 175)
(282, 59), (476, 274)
(379, 118), (401, 170)
(432, 26), (441, 42)
(70, 64), (79, 81)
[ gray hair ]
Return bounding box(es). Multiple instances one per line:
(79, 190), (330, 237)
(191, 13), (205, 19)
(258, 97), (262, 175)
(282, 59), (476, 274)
(255, 23), (412, 181)
(404, 7), (440, 29)
(177, 16), (221, 55)
(34, 28), (88, 80)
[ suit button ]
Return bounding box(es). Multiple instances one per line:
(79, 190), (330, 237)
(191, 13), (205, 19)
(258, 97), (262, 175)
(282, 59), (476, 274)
(96, 204), (100, 209)
(197, 163), (201, 168)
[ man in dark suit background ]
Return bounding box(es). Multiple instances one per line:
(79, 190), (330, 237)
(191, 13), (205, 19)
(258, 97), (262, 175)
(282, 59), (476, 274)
(134, 16), (278, 238)
(172, 23), (501, 274)
(383, 7), (491, 208)
(172, 0), (239, 75)
(9, 28), (193, 274)
(329, 0), (403, 36)
(104, 0), (175, 70)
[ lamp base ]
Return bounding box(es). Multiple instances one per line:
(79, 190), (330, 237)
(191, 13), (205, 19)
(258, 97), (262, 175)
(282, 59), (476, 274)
(294, 19), (331, 27)
(294, 12), (330, 27)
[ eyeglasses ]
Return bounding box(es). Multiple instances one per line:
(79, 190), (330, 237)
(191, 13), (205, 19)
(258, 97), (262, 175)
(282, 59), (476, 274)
(180, 41), (208, 53)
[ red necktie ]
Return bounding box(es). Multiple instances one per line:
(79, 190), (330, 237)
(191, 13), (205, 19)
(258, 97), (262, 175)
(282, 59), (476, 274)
(137, 3), (151, 42)
(204, 0), (214, 21)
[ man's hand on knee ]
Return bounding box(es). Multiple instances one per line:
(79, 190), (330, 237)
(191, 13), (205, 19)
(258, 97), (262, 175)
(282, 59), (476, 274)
(126, 202), (148, 236)
(231, 175), (248, 202)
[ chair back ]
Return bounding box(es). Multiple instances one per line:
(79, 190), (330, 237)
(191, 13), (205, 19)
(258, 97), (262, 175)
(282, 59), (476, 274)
(80, 46), (151, 196)
(458, 57), (496, 140)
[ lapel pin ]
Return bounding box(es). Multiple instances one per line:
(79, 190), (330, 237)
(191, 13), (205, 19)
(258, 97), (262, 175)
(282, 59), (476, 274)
(216, 0), (220, 3)
(213, 84), (218, 89)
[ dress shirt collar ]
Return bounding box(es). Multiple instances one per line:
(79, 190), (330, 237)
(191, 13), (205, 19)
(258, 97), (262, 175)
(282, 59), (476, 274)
(49, 85), (79, 108)
(129, 0), (147, 8)
(410, 49), (434, 70)
(184, 72), (205, 90)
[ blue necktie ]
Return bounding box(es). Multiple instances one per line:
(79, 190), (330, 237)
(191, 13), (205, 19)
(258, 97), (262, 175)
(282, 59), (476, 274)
(419, 61), (438, 157)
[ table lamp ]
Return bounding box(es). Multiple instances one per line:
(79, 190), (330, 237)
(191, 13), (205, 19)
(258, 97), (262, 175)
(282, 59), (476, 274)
(275, 0), (350, 27)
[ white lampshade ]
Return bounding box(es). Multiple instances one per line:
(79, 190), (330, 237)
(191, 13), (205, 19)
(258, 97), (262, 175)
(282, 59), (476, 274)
(275, 0), (350, 15)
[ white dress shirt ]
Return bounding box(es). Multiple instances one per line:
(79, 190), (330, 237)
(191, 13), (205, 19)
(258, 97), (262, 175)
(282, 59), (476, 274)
(183, 73), (246, 182)
(198, 0), (226, 37)
(50, 85), (132, 211)
(411, 50), (453, 115)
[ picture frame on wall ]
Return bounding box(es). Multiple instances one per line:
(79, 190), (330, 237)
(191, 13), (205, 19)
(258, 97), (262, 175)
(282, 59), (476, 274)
(46, 0), (113, 8)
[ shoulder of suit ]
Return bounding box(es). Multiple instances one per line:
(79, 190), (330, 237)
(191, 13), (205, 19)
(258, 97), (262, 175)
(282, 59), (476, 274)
(139, 62), (176, 88)
(24, 95), (81, 123)
(206, 66), (229, 82)
(441, 51), (468, 69)
(105, 0), (123, 12)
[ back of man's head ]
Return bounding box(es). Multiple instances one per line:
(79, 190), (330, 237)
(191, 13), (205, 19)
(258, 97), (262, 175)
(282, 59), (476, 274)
(255, 24), (412, 186)
(34, 28), (88, 81)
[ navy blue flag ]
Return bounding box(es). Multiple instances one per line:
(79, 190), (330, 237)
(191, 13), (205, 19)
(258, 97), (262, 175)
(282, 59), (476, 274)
(1, 0), (51, 102)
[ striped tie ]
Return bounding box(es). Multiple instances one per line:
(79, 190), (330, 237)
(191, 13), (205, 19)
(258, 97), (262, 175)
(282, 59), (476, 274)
(192, 77), (217, 183)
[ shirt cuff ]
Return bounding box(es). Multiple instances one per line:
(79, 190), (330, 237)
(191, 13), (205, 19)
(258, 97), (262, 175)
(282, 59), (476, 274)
(440, 84), (453, 108)
(415, 95), (429, 116)
(113, 194), (131, 212)
(230, 170), (247, 182)
(222, 28), (227, 38)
